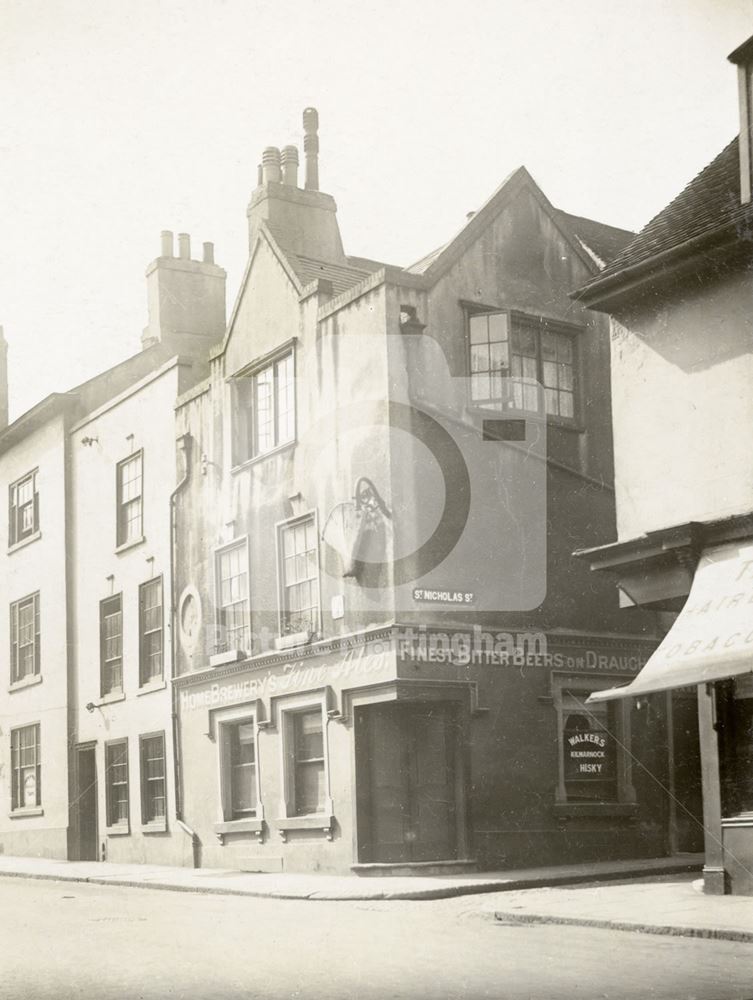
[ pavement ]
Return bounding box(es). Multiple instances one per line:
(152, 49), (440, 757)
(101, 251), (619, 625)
(492, 873), (753, 944)
(0, 851), (701, 901)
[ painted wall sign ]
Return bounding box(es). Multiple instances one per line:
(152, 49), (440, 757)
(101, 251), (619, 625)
(564, 718), (615, 780)
(412, 588), (476, 605)
(395, 626), (649, 672)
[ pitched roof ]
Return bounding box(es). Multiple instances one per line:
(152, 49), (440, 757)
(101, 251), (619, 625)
(405, 172), (634, 279)
(284, 252), (373, 296)
(554, 211), (634, 268)
(577, 136), (752, 299)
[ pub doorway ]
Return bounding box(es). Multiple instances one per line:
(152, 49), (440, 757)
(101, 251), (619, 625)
(75, 744), (99, 862)
(355, 701), (466, 864)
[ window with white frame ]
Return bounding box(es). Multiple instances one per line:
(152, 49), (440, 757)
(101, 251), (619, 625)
(292, 709), (325, 816)
(218, 717), (258, 820)
(105, 739), (129, 829)
(234, 350), (295, 463)
(9, 469), (39, 546)
(215, 542), (250, 653)
(11, 723), (41, 811)
(140, 732), (166, 826)
(10, 592), (40, 684)
(279, 515), (319, 636)
(116, 451), (143, 546)
(553, 678), (635, 807)
(468, 310), (577, 419)
(100, 594), (123, 696)
(139, 577), (163, 685)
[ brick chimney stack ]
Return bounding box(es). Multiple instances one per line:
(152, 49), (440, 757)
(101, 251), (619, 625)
(142, 231), (227, 354)
(0, 326), (7, 430)
(728, 34), (753, 204)
(246, 108), (345, 262)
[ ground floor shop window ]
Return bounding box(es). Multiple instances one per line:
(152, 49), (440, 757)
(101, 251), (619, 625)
(553, 676), (635, 808)
(719, 677), (753, 816)
(219, 717), (258, 820)
(105, 739), (129, 830)
(139, 732), (166, 828)
(292, 710), (325, 815)
(11, 723), (41, 811)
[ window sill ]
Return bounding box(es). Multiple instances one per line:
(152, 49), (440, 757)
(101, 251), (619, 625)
(231, 440), (296, 475)
(98, 691), (126, 706)
(277, 813), (333, 832)
(9, 807), (44, 819)
(553, 802), (638, 819)
(137, 679), (167, 696)
(115, 535), (146, 555)
(274, 631), (313, 652)
(209, 649), (247, 668)
(214, 818), (264, 836)
(141, 820), (168, 835)
(8, 530), (42, 554)
(106, 824), (131, 837)
(8, 674), (42, 694)
(722, 813), (753, 828)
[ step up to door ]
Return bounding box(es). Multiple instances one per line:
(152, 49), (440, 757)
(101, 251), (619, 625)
(351, 859), (478, 878)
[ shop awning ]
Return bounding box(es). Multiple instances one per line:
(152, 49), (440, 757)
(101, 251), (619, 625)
(589, 540), (753, 703)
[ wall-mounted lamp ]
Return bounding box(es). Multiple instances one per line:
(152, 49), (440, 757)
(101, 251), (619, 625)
(81, 436), (98, 447)
(85, 702), (96, 713)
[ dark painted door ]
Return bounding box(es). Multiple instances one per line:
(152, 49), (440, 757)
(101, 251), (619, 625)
(357, 702), (458, 863)
(77, 746), (98, 862)
(672, 694), (704, 853)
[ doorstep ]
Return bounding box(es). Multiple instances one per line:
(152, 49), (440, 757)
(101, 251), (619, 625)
(351, 859), (479, 878)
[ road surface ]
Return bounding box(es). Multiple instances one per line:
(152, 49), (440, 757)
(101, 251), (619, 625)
(0, 877), (750, 999)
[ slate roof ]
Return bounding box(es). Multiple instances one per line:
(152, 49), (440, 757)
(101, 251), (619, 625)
(284, 252), (373, 296)
(577, 136), (753, 297)
(554, 211), (634, 267)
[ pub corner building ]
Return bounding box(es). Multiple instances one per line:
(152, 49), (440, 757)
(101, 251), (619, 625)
(0, 106), (703, 876)
(573, 36), (753, 895)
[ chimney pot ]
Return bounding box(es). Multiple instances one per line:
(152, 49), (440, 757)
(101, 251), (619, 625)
(257, 163), (263, 186)
(281, 145), (300, 187)
(203, 241), (215, 264)
(303, 107), (320, 191)
(178, 233), (191, 260)
(160, 230), (174, 257)
(262, 146), (282, 184)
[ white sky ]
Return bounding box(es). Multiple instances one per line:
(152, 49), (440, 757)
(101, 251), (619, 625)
(1, 0), (751, 419)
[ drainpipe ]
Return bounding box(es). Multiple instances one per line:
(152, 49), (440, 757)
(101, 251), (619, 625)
(169, 432), (200, 867)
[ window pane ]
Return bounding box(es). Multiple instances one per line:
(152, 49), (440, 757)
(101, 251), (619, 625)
(487, 311), (509, 344)
(470, 344), (489, 374)
(559, 391), (574, 419)
(489, 340), (509, 373)
(469, 314), (488, 345)
(542, 361), (558, 389)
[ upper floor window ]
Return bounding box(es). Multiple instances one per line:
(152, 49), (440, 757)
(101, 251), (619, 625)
(100, 594), (123, 696)
(279, 515), (320, 637)
(139, 577), (163, 686)
(9, 470), (39, 546)
(116, 452), (143, 547)
(215, 541), (250, 653)
(234, 350), (295, 464)
(10, 592), (40, 684)
(468, 310), (577, 420)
